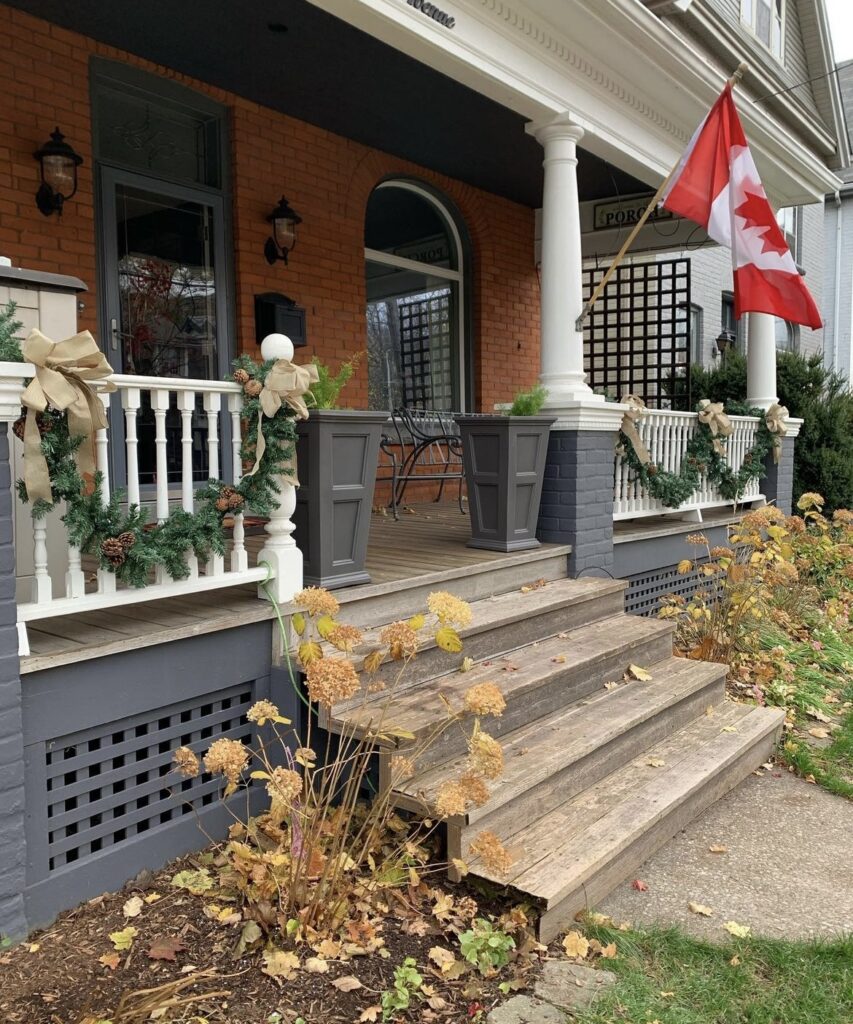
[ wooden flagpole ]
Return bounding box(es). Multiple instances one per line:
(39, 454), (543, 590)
(574, 62), (749, 332)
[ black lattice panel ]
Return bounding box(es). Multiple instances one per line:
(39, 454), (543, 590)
(44, 683), (254, 872)
(583, 258), (691, 410)
(625, 565), (712, 616)
(399, 291), (453, 409)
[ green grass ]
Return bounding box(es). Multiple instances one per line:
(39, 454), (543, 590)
(573, 923), (853, 1024)
(780, 678), (853, 800)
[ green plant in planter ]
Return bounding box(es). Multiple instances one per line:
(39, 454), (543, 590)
(0, 301), (24, 362)
(508, 383), (547, 416)
(308, 351), (363, 409)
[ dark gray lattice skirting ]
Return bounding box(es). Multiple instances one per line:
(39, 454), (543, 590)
(624, 564), (709, 616)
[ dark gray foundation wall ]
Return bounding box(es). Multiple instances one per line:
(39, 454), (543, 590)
(762, 436), (795, 515)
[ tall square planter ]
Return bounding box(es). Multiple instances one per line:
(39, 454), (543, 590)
(455, 414), (555, 552)
(293, 410), (387, 589)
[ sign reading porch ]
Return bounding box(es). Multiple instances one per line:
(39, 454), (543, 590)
(405, 0), (456, 29)
(593, 195), (675, 231)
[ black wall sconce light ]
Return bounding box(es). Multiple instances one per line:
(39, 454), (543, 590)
(715, 329), (736, 357)
(264, 195), (302, 265)
(34, 127), (83, 217)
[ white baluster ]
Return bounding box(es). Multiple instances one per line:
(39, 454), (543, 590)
(228, 392), (247, 573)
(95, 390), (116, 596)
(122, 386), (141, 509)
(152, 388), (170, 523)
(31, 514), (52, 604)
(204, 391), (224, 577)
(65, 542), (85, 599)
(178, 391), (198, 579)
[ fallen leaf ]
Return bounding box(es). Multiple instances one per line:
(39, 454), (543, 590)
(709, 844), (728, 854)
(451, 858), (469, 877)
(459, 657), (474, 673)
(332, 975), (363, 992)
(429, 946), (458, 973)
(660, 991), (675, 998)
(632, 879), (648, 892)
(721, 725), (739, 733)
(99, 952), (121, 971)
(730, 954), (741, 966)
(626, 664), (652, 681)
(600, 942), (617, 958)
(305, 956), (330, 974)
(704, 705), (715, 716)
(359, 1008), (381, 1023)
(122, 895), (143, 919)
(561, 931), (590, 958)
(723, 921), (751, 938)
(147, 936), (186, 962)
(143, 892), (162, 904)
(646, 757), (666, 768)
(688, 902), (714, 917)
(170, 868), (213, 895)
(551, 654), (567, 664)
(808, 727), (830, 739)
(109, 926), (138, 951)
(27, 943), (39, 953)
(603, 681), (619, 691)
(262, 948), (300, 983)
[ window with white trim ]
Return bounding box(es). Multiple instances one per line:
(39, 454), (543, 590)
(740, 0), (784, 61)
(776, 205), (802, 264)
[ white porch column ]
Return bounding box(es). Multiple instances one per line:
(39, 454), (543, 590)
(528, 115), (598, 407)
(746, 312), (778, 410)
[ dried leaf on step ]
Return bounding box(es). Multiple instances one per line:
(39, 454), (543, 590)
(552, 655), (567, 664)
(603, 681), (619, 691)
(520, 578), (547, 593)
(147, 935), (186, 961)
(626, 664), (653, 681)
(632, 879), (648, 892)
(721, 726), (739, 733)
(459, 657), (474, 673)
(646, 757), (666, 768)
(122, 895), (143, 918)
(561, 931), (590, 958)
(332, 975), (363, 992)
(723, 920), (751, 938)
(708, 844), (728, 854)
(435, 626), (463, 653)
(688, 902), (714, 917)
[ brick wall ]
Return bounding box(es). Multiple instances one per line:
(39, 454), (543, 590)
(0, 4), (540, 412)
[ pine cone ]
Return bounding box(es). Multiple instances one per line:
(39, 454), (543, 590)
(647, 464), (659, 477)
(216, 485), (244, 513)
(215, 497), (229, 512)
(101, 537), (127, 567)
(117, 531), (136, 551)
(233, 368), (250, 385)
(244, 379), (262, 398)
(12, 410), (51, 442)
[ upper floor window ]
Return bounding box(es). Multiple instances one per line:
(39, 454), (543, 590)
(776, 205), (802, 264)
(741, 0), (783, 61)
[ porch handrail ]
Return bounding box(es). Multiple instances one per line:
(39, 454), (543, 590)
(613, 407), (765, 520)
(0, 361), (301, 647)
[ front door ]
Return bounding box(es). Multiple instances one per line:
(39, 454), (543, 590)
(99, 168), (231, 488)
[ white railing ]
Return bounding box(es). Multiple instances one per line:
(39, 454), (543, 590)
(613, 408), (765, 520)
(0, 362), (302, 640)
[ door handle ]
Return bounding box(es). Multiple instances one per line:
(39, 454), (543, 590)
(110, 318), (119, 352)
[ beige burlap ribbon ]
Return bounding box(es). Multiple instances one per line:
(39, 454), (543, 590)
(20, 329), (115, 503)
(764, 402), (789, 464)
(618, 393), (651, 465)
(697, 398), (734, 456)
(245, 358), (320, 485)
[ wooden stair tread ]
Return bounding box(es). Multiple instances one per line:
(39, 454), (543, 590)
(472, 703), (785, 906)
(395, 656), (726, 821)
(330, 613), (673, 736)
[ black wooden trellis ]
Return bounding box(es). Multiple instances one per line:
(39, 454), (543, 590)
(398, 291), (453, 408)
(582, 258), (691, 410)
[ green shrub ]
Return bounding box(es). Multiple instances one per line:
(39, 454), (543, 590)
(307, 351), (362, 409)
(0, 302), (23, 362)
(508, 383), (547, 416)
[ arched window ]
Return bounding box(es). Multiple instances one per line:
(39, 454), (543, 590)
(364, 182), (467, 411)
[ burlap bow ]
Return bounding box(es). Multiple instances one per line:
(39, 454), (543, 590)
(245, 358), (320, 484)
(764, 402), (789, 464)
(697, 398), (733, 456)
(618, 393), (651, 465)
(20, 329), (115, 503)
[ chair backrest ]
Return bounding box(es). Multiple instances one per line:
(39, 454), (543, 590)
(394, 407), (460, 443)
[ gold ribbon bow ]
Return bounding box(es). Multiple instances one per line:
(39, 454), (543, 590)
(764, 402), (789, 464)
(618, 393), (651, 465)
(20, 329), (116, 503)
(697, 398), (733, 456)
(245, 358), (320, 484)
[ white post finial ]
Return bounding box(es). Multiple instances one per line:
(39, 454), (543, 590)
(260, 333), (294, 362)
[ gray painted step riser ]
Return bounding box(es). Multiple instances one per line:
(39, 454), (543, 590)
(536, 727), (780, 943)
(336, 553), (570, 628)
(388, 630), (676, 776)
(451, 673), (726, 860)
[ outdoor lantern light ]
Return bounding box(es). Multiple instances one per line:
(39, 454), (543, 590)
(264, 195), (302, 265)
(715, 329), (736, 355)
(34, 127), (83, 217)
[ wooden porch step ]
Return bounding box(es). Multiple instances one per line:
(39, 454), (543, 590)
(319, 576), (627, 725)
(464, 701), (784, 942)
(395, 656), (727, 851)
(360, 614), (675, 776)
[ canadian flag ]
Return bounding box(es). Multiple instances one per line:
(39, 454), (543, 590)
(661, 84), (822, 330)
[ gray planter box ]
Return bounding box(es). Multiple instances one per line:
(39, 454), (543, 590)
(293, 410), (387, 588)
(455, 414), (556, 552)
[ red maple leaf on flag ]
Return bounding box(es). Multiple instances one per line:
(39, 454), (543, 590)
(734, 191), (790, 257)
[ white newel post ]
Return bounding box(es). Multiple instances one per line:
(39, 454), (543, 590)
(528, 115), (597, 407)
(746, 312), (778, 410)
(255, 333), (303, 603)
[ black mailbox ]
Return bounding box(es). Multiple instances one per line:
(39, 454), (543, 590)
(254, 292), (307, 347)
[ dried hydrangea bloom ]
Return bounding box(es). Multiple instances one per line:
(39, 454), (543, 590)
(832, 508), (853, 525)
(455, 895), (479, 921)
(391, 755), (416, 781)
(463, 682), (506, 718)
(469, 830), (514, 876)
(797, 492), (825, 511)
(327, 623), (364, 652)
(306, 657), (361, 707)
(427, 591), (473, 628)
(173, 746), (200, 778)
(685, 533), (709, 546)
(380, 621), (420, 660)
(709, 546), (735, 559)
(247, 699), (280, 725)
(266, 766), (303, 808)
(295, 586), (341, 618)
(204, 737), (249, 784)
(434, 780), (468, 818)
(468, 732), (503, 780)
(458, 771), (490, 807)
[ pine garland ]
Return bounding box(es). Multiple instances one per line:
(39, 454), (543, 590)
(16, 355), (298, 587)
(618, 400), (775, 508)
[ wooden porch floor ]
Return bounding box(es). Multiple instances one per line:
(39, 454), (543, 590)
(20, 502), (554, 673)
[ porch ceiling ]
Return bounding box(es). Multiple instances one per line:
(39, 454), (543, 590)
(6, 0), (650, 207)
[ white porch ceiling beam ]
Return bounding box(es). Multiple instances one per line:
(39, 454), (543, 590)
(308, 0), (840, 205)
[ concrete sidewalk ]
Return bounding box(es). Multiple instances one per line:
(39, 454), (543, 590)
(599, 770), (853, 941)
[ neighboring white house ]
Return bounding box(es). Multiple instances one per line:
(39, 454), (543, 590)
(824, 59), (853, 383)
